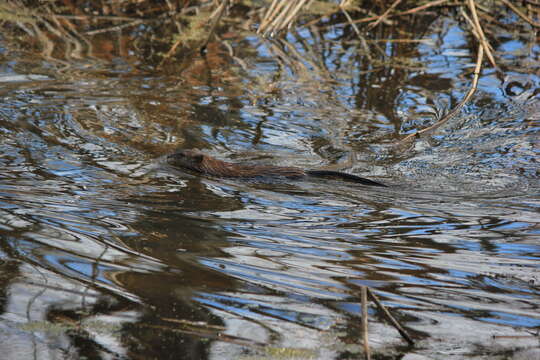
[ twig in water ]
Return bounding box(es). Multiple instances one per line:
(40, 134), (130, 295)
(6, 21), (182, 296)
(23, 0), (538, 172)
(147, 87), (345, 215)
(366, 287), (415, 346)
(361, 286), (371, 360)
(397, 43), (484, 144)
(493, 335), (538, 339)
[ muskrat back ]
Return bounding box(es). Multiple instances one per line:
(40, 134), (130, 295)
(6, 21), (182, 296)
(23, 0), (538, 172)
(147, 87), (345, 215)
(167, 149), (306, 178)
(167, 149), (386, 186)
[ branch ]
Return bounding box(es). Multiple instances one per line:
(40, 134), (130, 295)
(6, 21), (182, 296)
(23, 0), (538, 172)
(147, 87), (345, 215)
(398, 44), (484, 144)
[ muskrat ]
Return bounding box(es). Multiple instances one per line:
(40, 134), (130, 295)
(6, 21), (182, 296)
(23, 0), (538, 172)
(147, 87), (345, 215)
(167, 149), (386, 187)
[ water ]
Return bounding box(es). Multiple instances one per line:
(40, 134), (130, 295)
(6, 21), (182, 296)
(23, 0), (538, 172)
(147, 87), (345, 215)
(0, 5), (539, 360)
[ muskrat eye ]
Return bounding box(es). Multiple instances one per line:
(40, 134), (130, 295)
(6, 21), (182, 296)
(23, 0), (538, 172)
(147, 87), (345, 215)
(193, 154), (204, 163)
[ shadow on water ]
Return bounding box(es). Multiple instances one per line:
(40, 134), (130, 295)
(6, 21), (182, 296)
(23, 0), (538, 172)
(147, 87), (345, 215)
(0, 1), (539, 359)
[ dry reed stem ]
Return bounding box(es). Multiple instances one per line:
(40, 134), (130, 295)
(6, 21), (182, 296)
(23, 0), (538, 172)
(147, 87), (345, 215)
(398, 0), (450, 16)
(398, 43), (484, 144)
(42, 12), (82, 60)
(366, 38), (432, 43)
(369, 0), (403, 28)
(345, 0), (452, 26)
(270, 1), (296, 34)
(305, 4), (382, 28)
(278, 0), (310, 33)
(266, 0), (281, 19)
(85, 18), (145, 35)
(361, 286), (371, 360)
(305, 0), (454, 31)
(146, 322), (267, 347)
(340, 5), (362, 37)
(267, 40), (312, 78)
(467, 0), (497, 68)
(83, 1), (209, 36)
(32, 14), (138, 21)
(366, 288), (415, 346)
(282, 40), (321, 73)
(158, 38), (184, 69)
(259, 0), (302, 36)
(222, 39), (249, 72)
(258, 0), (283, 33)
(461, 9), (483, 43)
(337, 0), (374, 60)
(264, 1), (295, 36)
(500, 0), (540, 27)
(273, 0), (310, 36)
(200, 0), (229, 53)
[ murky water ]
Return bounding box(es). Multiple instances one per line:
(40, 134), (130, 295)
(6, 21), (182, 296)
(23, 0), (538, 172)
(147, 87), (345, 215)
(0, 5), (539, 360)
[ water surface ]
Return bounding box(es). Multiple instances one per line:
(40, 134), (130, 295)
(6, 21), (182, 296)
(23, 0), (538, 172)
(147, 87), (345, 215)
(0, 5), (539, 360)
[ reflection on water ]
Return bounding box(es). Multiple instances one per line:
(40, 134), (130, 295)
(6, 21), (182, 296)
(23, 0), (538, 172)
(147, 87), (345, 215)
(0, 7), (539, 360)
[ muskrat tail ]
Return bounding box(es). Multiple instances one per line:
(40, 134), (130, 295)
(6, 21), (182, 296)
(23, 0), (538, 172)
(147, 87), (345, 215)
(306, 170), (387, 187)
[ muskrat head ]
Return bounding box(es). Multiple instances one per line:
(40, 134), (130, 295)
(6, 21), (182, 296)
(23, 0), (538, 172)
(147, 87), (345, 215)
(167, 149), (205, 171)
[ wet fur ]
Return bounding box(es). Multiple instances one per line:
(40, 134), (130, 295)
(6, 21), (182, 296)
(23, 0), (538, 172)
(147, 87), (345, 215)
(167, 149), (386, 187)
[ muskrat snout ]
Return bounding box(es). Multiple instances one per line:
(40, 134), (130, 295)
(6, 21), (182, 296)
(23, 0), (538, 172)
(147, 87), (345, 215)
(166, 152), (186, 167)
(167, 150), (205, 167)
(167, 152), (181, 159)
(166, 152), (179, 162)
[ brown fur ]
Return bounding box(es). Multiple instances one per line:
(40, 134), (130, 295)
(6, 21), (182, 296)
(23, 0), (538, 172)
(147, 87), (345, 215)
(167, 149), (306, 178)
(167, 149), (386, 186)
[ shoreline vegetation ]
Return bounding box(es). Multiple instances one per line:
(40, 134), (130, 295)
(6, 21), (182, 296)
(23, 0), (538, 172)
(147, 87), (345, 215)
(0, 0), (537, 141)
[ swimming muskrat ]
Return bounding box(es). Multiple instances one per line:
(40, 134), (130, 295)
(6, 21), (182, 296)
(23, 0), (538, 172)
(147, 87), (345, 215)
(167, 149), (386, 187)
